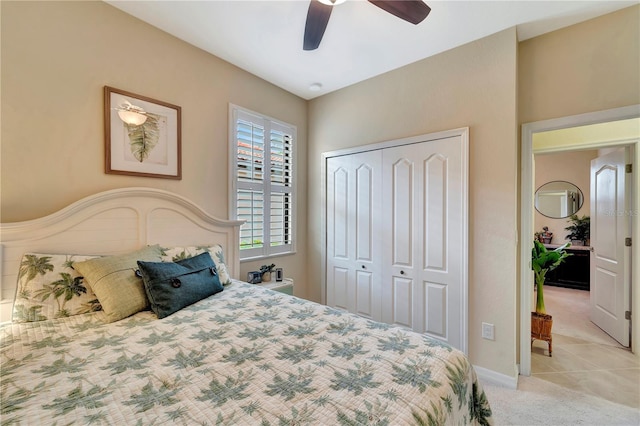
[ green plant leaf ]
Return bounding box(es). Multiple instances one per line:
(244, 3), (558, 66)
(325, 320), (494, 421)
(126, 113), (161, 162)
(531, 239), (573, 313)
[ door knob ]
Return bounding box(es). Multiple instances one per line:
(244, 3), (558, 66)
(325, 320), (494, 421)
(362, 265), (366, 269)
(400, 270), (405, 275)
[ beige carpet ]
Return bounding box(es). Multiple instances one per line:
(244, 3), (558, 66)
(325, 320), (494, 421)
(482, 375), (640, 425)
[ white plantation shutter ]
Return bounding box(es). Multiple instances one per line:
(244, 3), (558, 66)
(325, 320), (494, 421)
(269, 126), (293, 251)
(236, 120), (264, 184)
(230, 105), (295, 260)
(237, 189), (263, 250)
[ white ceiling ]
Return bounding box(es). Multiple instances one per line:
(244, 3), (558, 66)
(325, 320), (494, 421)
(105, 0), (637, 100)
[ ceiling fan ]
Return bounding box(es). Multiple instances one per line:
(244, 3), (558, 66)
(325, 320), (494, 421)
(303, 0), (431, 51)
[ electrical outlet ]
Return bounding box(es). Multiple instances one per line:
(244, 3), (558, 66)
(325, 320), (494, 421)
(482, 322), (495, 340)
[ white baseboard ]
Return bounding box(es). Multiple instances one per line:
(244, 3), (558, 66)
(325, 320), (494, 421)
(473, 364), (518, 389)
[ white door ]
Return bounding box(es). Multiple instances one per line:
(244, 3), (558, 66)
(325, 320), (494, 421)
(381, 136), (467, 350)
(590, 148), (631, 346)
(380, 145), (415, 330)
(326, 151), (382, 320)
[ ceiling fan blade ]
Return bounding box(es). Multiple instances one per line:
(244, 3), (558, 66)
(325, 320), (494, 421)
(304, 0), (333, 51)
(368, 0), (431, 25)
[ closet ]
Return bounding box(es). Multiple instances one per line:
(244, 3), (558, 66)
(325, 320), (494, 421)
(325, 129), (468, 352)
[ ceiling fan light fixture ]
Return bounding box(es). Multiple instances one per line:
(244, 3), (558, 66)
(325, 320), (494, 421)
(318, 0), (347, 6)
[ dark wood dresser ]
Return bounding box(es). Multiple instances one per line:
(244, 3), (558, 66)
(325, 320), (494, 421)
(543, 244), (591, 291)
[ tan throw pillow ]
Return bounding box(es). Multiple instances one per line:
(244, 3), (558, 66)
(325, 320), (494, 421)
(73, 245), (162, 323)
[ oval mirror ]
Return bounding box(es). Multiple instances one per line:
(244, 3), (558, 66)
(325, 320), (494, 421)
(535, 181), (583, 219)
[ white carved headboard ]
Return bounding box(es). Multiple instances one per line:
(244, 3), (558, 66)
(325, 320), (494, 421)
(0, 187), (243, 323)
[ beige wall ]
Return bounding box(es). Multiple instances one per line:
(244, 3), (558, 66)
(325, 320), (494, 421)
(519, 5), (639, 123)
(0, 1), (308, 290)
(308, 29), (519, 377)
(534, 150), (598, 240)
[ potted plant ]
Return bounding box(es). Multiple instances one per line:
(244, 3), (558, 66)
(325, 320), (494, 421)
(565, 214), (590, 246)
(260, 263), (276, 282)
(531, 240), (571, 356)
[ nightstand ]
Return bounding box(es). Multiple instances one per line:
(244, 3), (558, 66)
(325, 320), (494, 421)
(259, 278), (293, 295)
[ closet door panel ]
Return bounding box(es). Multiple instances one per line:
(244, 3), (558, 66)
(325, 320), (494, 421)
(331, 267), (350, 312)
(423, 154), (447, 271)
(382, 150), (417, 328)
(418, 137), (466, 348)
(326, 163), (352, 311)
(391, 159), (414, 267)
(356, 165), (374, 262)
(424, 282), (447, 338)
(381, 136), (466, 349)
(353, 152), (382, 320)
(332, 168), (349, 259)
(391, 275), (413, 329)
(356, 270), (374, 318)
(326, 151), (382, 320)
(420, 153), (449, 338)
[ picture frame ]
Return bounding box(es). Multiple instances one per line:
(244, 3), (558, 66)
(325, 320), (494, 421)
(247, 271), (262, 284)
(104, 86), (181, 179)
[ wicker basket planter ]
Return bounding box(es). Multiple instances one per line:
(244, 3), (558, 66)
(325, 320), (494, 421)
(531, 312), (553, 356)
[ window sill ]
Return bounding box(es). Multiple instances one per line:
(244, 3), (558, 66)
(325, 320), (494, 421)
(240, 250), (297, 263)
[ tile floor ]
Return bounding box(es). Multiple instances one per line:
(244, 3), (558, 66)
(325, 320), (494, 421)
(531, 285), (640, 408)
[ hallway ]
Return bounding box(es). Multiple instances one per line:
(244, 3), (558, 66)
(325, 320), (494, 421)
(531, 285), (639, 408)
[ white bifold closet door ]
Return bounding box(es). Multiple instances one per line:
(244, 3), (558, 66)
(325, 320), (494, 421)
(326, 150), (383, 320)
(326, 132), (467, 351)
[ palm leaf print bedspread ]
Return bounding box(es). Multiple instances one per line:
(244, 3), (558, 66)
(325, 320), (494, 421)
(1, 281), (492, 425)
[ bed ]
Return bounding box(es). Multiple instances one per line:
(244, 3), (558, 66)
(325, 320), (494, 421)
(0, 188), (492, 425)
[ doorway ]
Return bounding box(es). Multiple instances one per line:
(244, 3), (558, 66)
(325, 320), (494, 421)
(519, 105), (640, 377)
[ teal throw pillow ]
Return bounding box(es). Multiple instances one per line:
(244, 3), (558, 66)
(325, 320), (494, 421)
(137, 252), (223, 319)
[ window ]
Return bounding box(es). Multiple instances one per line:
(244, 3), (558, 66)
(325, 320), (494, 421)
(230, 105), (295, 260)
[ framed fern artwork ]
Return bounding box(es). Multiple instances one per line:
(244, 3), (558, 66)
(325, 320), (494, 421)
(104, 86), (182, 179)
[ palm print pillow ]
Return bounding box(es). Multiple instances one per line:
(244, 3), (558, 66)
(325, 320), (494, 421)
(159, 245), (232, 285)
(161, 244), (231, 285)
(12, 253), (102, 323)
